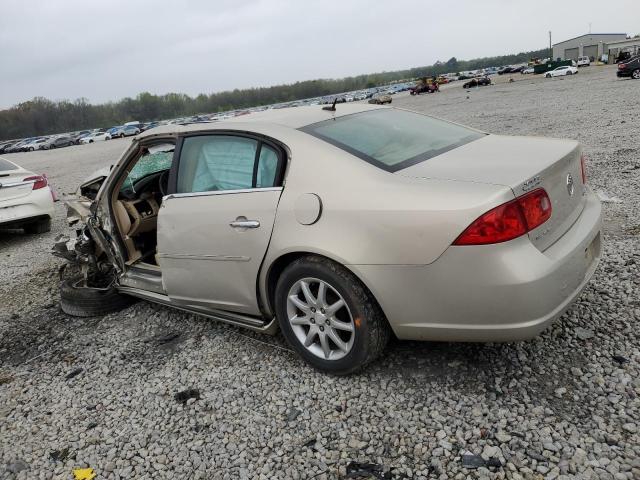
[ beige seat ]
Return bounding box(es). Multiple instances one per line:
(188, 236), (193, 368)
(113, 200), (141, 263)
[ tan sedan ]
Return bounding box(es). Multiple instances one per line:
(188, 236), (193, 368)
(56, 104), (602, 374)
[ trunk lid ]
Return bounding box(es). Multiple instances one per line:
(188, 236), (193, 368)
(397, 134), (586, 251)
(0, 168), (33, 203)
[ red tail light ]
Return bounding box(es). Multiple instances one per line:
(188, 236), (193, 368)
(23, 175), (48, 190)
(580, 154), (587, 184)
(454, 188), (552, 246)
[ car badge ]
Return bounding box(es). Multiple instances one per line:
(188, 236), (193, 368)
(566, 173), (574, 196)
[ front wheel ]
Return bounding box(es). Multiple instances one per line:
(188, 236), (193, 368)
(60, 276), (135, 317)
(546, 73), (551, 78)
(632, 69), (640, 79)
(275, 256), (390, 375)
(567, 71), (573, 75)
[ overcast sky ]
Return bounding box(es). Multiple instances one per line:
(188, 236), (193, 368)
(1, 0), (638, 109)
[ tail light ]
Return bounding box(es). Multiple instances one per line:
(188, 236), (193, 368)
(23, 175), (48, 190)
(453, 188), (552, 246)
(618, 63), (624, 69)
(580, 154), (587, 184)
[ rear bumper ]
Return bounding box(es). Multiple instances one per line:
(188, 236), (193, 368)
(0, 188), (55, 227)
(616, 71), (632, 77)
(350, 188), (602, 342)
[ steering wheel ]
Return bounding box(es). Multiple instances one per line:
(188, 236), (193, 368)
(159, 170), (169, 196)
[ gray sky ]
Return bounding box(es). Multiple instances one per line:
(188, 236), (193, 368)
(1, 0), (638, 109)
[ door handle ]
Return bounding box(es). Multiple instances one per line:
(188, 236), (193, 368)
(229, 219), (260, 229)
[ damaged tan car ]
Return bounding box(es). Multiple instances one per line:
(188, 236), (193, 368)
(55, 104), (602, 374)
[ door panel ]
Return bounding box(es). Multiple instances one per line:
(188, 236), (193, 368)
(157, 188), (282, 314)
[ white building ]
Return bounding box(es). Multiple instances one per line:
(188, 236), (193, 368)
(552, 33), (627, 62)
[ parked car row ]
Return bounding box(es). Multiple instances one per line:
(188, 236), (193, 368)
(0, 123), (149, 154)
(0, 135), (74, 154)
(5, 56), (634, 152)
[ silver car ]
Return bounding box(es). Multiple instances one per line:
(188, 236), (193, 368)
(56, 104), (602, 374)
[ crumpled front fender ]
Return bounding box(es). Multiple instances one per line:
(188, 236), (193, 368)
(63, 196), (93, 226)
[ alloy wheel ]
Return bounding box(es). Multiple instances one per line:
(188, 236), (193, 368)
(286, 277), (355, 360)
(633, 69), (640, 79)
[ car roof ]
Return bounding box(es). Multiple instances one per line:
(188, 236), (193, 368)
(137, 103), (386, 139)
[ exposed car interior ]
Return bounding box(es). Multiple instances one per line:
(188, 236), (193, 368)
(112, 143), (174, 266)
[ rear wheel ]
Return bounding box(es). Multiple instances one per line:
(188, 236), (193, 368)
(24, 217), (50, 234)
(545, 73), (551, 78)
(275, 256), (390, 375)
(632, 69), (640, 79)
(60, 276), (135, 317)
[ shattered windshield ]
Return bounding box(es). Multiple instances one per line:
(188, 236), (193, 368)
(120, 144), (174, 193)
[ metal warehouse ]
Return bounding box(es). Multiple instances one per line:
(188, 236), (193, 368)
(606, 37), (640, 60)
(552, 33), (627, 61)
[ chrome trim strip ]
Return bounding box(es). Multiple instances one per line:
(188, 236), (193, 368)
(116, 286), (274, 331)
(163, 187), (282, 202)
(158, 253), (251, 262)
(0, 180), (34, 189)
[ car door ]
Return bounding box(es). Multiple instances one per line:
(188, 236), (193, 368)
(157, 133), (284, 315)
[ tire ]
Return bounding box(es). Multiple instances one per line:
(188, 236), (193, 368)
(275, 255), (390, 375)
(60, 276), (135, 317)
(119, 133), (125, 138)
(567, 71), (573, 75)
(28, 147), (34, 152)
(632, 69), (640, 80)
(546, 73), (551, 78)
(24, 217), (51, 234)
(89, 140), (93, 143)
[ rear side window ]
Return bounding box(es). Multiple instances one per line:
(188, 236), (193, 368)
(301, 109), (484, 172)
(176, 135), (282, 193)
(0, 158), (18, 171)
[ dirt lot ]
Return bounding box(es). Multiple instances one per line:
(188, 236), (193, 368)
(1, 65), (639, 479)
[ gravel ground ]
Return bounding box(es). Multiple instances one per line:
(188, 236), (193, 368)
(1, 65), (639, 479)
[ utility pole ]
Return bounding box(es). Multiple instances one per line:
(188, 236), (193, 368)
(549, 31), (552, 60)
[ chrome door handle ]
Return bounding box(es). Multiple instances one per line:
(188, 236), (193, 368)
(229, 219), (260, 228)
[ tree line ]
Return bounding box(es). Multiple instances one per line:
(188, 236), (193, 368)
(0, 47), (548, 141)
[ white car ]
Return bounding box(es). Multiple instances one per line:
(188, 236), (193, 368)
(546, 66), (578, 78)
(577, 56), (591, 67)
(0, 157), (54, 233)
(80, 132), (107, 144)
(522, 67), (535, 74)
(23, 138), (49, 151)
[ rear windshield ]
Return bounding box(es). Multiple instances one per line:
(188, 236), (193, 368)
(0, 158), (18, 171)
(301, 109), (484, 172)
